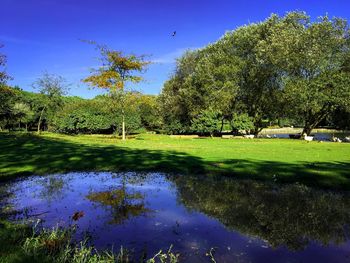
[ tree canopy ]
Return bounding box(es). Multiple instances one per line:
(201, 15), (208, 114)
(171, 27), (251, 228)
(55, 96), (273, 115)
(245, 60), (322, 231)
(160, 11), (350, 136)
(82, 43), (150, 140)
(1, 12), (349, 137)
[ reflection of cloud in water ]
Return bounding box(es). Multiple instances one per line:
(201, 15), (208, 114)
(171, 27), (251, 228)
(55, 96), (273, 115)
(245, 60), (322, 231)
(151, 210), (193, 224)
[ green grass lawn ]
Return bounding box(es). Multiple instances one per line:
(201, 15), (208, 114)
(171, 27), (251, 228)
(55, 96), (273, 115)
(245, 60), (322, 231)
(0, 132), (349, 189)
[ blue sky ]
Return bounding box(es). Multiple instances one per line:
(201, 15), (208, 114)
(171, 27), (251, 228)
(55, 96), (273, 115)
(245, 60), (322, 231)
(1, 0), (349, 98)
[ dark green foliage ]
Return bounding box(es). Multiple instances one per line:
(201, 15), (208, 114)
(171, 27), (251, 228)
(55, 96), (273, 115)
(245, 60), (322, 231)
(328, 107), (350, 130)
(159, 11), (350, 135)
(230, 113), (254, 134)
(163, 120), (189, 135)
(54, 99), (114, 134)
(53, 94), (148, 135)
(268, 13), (350, 135)
(191, 109), (222, 136)
(12, 102), (34, 130)
(139, 95), (163, 130)
(0, 86), (17, 130)
(0, 220), (34, 263)
(159, 47), (239, 134)
(0, 86), (158, 134)
(32, 73), (70, 132)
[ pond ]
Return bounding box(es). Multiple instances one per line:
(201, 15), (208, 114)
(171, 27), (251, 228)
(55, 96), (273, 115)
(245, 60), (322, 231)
(262, 132), (350, 141)
(1, 172), (350, 262)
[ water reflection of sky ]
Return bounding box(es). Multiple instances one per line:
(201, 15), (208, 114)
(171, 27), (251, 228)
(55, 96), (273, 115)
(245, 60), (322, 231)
(2, 172), (350, 263)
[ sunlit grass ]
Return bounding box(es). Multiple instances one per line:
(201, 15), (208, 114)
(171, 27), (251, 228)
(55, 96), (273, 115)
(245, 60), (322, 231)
(0, 132), (349, 189)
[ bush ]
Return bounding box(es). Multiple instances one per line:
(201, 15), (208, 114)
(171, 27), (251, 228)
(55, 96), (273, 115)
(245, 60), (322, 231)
(191, 109), (222, 136)
(230, 113), (254, 134)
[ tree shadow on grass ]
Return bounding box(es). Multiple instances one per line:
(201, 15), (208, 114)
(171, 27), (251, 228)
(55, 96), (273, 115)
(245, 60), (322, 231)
(0, 133), (349, 190)
(0, 133), (206, 178)
(211, 159), (350, 190)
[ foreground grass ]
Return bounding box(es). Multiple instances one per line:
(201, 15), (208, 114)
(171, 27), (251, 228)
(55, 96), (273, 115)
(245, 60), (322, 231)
(0, 220), (31, 262)
(0, 220), (178, 263)
(0, 132), (349, 189)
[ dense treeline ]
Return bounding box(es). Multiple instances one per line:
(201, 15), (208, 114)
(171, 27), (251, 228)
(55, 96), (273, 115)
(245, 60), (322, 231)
(1, 11), (350, 136)
(160, 11), (350, 135)
(0, 85), (161, 134)
(54, 93), (161, 134)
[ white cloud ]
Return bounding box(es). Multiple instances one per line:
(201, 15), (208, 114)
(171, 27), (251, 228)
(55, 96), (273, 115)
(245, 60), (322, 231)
(152, 47), (200, 64)
(0, 35), (45, 46)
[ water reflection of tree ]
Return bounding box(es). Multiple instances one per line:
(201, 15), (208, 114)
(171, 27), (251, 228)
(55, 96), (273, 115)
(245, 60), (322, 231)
(37, 176), (67, 202)
(172, 176), (350, 250)
(86, 183), (150, 225)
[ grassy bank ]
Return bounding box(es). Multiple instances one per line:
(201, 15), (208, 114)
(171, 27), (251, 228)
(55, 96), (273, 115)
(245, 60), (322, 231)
(0, 132), (349, 189)
(0, 219), (178, 263)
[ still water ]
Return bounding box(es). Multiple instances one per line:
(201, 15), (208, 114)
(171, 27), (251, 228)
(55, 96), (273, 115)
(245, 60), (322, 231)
(263, 132), (350, 141)
(1, 172), (350, 262)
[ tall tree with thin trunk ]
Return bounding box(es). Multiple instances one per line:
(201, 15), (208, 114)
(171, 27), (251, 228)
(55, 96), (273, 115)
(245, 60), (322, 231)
(82, 43), (149, 140)
(32, 72), (69, 133)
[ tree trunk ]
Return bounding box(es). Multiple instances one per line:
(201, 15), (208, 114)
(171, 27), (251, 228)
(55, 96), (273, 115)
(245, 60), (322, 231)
(252, 126), (263, 136)
(25, 123), (28, 132)
(301, 111), (329, 137)
(301, 126), (312, 137)
(37, 106), (46, 133)
(122, 111), (126, 141)
(220, 118), (224, 134)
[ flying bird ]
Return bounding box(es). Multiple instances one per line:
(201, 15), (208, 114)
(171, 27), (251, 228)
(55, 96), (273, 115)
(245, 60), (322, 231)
(172, 31), (176, 37)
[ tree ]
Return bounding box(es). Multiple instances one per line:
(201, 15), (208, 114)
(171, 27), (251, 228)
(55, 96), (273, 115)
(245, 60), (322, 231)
(191, 109), (222, 137)
(261, 12), (350, 135)
(230, 113), (254, 134)
(32, 72), (69, 133)
(82, 43), (149, 140)
(329, 107), (350, 130)
(0, 86), (17, 130)
(160, 46), (240, 134)
(53, 98), (114, 134)
(138, 95), (162, 131)
(222, 17), (282, 135)
(12, 102), (34, 131)
(159, 51), (199, 134)
(0, 44), (13, 130)
(160, 19), (283, 136)
(160, 12), (350, 136)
